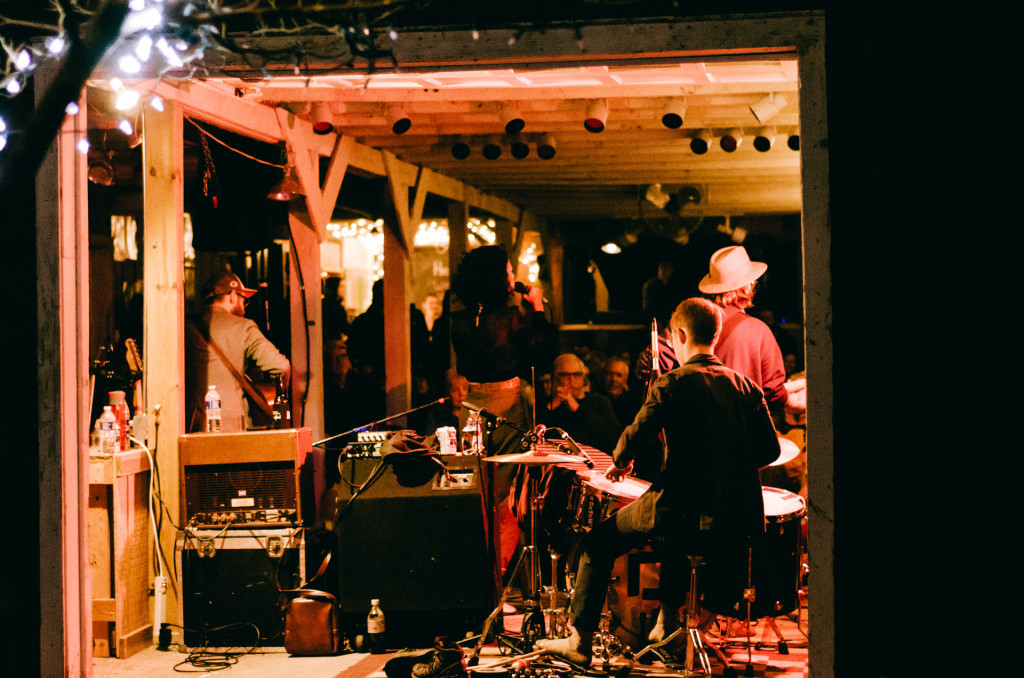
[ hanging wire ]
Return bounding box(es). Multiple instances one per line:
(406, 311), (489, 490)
(185, 116), (285, 169)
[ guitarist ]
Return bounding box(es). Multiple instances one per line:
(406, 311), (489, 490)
(186, 271), (290, 432)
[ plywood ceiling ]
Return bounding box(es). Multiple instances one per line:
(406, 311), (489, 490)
(212, 57), (802, 222)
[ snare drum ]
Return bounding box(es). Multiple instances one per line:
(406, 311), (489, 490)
(566, 470), (651, 533)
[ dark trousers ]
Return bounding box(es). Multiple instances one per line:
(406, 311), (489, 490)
(568, 501), (694, 633)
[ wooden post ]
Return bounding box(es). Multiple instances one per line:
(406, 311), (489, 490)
(382, 215), (412, 417)
(142, 100), (186, 637)
(447, 201), (468, 284)
(798, 30), (835, 678)
(287, 211), (325, 441)
(35, 62), (91, 678)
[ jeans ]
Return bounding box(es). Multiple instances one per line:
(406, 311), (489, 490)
(568, 500), (696, 633)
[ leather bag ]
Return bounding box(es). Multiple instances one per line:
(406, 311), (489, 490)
(283, 551), (341, 655)
(284, 588), (341, 656)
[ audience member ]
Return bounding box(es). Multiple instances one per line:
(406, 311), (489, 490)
(540, 352), (620, 453)
(642, 258), (684, 329)
(755, 307), (802, 376)
(346, 278), (385, 380)
(322, 275), (349, 344)
(601, 357), (643, 432)
(422, 368), (470, 435)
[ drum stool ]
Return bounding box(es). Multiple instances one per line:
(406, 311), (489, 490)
(632, 543), (736, 678)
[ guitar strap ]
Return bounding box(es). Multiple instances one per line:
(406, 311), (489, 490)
(186, 322), (274, 419)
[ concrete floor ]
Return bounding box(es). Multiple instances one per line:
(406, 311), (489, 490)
(93, 607), (808, 678)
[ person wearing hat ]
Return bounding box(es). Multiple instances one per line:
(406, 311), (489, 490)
(185, 271), (290, 432)
(697, 245), (789, 419)
(636, 246), (791, 422)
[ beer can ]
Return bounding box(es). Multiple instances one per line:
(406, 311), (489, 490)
(436, 426), (458, 455)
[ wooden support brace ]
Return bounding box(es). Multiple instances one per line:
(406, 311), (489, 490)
(275, 108), (354, 241)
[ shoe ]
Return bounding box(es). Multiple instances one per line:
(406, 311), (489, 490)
(648, 606), (679, 643)
(535, 629), (592, 665)
(411, 637), (468, 678)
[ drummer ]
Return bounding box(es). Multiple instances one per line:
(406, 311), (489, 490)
(536, 298), (780, 664)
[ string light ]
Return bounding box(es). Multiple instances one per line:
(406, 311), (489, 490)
(45, 35), (67, 55)
(118, 55), (142, 74)
(519, 242), (541, 283)
(14, 49), (31, 71)
(76, 138), (91, 154)
(134, 34), (154, 62)
(115, 88), (141, 111)
(65, 102), (79, 116)
(118, 118), (134, 135)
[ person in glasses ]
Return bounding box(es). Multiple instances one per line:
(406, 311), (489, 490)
(539, 352), (620, 453)
(185, 271), (290, 432)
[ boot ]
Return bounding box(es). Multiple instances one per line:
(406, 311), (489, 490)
(535, 627), (593, 665)
(411, 636), (468, 678)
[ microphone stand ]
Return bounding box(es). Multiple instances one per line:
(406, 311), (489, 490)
(313, 397), (447, 448)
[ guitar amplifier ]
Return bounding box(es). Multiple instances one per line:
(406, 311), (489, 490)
(177, 527), (304, 648)
(178, 428), (321, 529)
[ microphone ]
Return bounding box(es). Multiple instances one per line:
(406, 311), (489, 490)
(514, 282), (549, 304)
(474, 408), (507, 425)
(557, 429), (594, 469)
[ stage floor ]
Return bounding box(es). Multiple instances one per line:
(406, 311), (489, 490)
(93, 603), (807, 678)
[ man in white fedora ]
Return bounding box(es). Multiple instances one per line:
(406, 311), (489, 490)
(697, 245), (789, 419)
(637, 245), (791, 422)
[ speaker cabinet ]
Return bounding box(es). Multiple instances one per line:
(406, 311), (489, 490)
(177, 528), (304, 648)
(334, 454), (496, 647)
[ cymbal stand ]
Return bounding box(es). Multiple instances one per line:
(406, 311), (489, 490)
(466, 542), (531, 665)
(518, 465), (547, 646)
(543, 548), (569, 639)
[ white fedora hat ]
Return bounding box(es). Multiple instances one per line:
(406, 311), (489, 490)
(698, 246), (768, 294)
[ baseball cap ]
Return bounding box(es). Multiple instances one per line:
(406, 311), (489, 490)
(204, 271), (257, 300)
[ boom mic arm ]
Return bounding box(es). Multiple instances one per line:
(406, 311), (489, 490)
(549, 427), (595, 469)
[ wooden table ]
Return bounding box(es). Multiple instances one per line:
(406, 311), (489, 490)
(89, 448), (153, 658)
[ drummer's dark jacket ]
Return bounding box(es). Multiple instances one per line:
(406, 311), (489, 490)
(611, 353), (779, 538)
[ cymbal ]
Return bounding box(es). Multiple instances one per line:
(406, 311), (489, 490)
(483, 449), (581, 465)
(770, 437), (802, 466)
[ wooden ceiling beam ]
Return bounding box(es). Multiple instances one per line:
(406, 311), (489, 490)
(143, 79), (528, 222)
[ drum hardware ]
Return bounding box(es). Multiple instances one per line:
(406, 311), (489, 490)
(475, 448), (563, 660)
(632, 555), (735, 678)
(718, 486), (807, 658)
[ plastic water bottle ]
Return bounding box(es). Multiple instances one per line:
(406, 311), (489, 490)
(366, 599), (386, 654)
(205, 385), (222, 432)
(461, 410), (482, 454)
(97, 406), (119, 455)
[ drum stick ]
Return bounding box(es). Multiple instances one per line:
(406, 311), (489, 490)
(486, 650), (545, 667)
